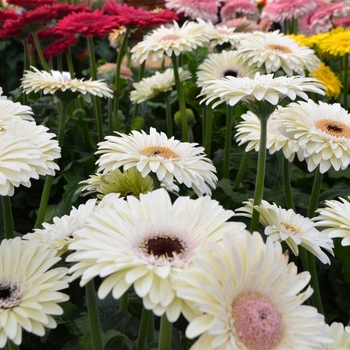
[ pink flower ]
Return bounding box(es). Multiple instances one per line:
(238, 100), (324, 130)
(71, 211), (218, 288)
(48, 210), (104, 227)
(220, 0), (259, 22)
(165, 0), (219, 23)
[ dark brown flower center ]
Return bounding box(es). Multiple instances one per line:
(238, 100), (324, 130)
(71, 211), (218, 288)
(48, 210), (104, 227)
(315, 118), (350, 138)
(224, 70), (238, 78)
(0, 279), (22, 309)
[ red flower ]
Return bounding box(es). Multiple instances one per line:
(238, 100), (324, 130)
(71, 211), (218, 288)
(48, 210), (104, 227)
(54, 10), (120, 38)
(0, 9), (18, 24)
(41, 4), (92, 19)
(103, 1), (178, 28)
(42, 35), (78, 60)
(27, 27), (63, 46)
(0, 26), (27, 40)
(6, 0), (55, 10)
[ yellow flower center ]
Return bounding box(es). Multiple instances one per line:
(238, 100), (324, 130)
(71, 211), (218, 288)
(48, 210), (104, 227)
(140, 146), (178, 159)
(266, 44), (292, 54)
(140, 233), (186, 260)
(315, 119), (350, 138)
(281, 222), (300, 235)
(159, 34), (181, 42)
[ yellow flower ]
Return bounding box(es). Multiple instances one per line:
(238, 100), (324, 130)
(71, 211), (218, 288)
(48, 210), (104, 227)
(311, 63), (342, 99)
(317, 28), (350, 57)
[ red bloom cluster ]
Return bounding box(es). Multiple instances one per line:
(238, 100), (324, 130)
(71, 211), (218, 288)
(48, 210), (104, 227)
(54, 9), (120, 38)
(43, 35), (78, 60)
(103, 1), (178, 28)
(41, 3), (92, 19)
(6, 0), (54, 10)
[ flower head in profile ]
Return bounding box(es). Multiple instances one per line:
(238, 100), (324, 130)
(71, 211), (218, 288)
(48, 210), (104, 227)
(130, 20), (210, 64)
(236, 199), (334, 264)
(175, 231), (333, 350)
(42, 35), (78, 61)
(220, 0), (260, 22)
(6, 0), (54, 9)
(199, 73), (325, 109)
(130, 67), (191, 103)
(317, 28), (350, 57)
(67, 189), (244, 322)
(196, 50), (263, 89)
(261, 0), (317, 22)
(0, 118), (60, 196)
(165, 0), (219, 23)
(235, 110), (299, 161)
(77, 168), (155, 199)
(327, 322), (350, 349)
(274, 100), (350, 173)
(236, 31), (321, 76)
(54, 10), (120, 38)
(96, 127), (217, 196)
(21, 66), (113, 103)
(0, 237), (69, 348)
(23, 199), (100, 256)
(311, 62), (342, 100)
(314, 196), (350, 247)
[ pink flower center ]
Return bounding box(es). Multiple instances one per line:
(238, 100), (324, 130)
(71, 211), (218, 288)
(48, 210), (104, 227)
(159, 34), (181, 42)
(232, 292), (283, 350)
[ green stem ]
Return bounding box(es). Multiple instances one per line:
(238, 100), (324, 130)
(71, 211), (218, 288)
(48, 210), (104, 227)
(87, 37), (103, 142)
(32, 31), (49, 71)
(158, 315), (172, 350)
(113, 27), (131, 132)
(282, 156), (295, 210)
(343, 54), (348, 110)
(204, 104), (213, 157)
(233, 151), (251, 190)
(223, 105), (233, 178)
(66, 47), (75, 78)
(136, 308), (152, 350)
(2, 196), (14, 239)
(164, 95), (173, 138)
(171, 55), (188, 142)
(147, 313), (154, 345)
(250, 116), (268, 232)
(119, 290), (129, 312)
(86, 280), (104, 350)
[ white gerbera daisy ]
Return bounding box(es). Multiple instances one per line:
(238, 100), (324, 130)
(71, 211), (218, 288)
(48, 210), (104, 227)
(0, 119), (60, 196)
(196, 50), (263, 88)
(0, 96), (33, 130)
(274, 100), (350, 173)
(327, 322), (350, 349)
(236, 199), (334, 264)
(0, 237), (69, 348)
(130, 20), (210, 64)
(175, 231), (333, 350)
(130, 67), (191, 103)
(199, 73), (325, 109)
(96, 127), (217, 196)
(21, 67), (113, 102)
(23, 198), (101, 256)
(236, 30), (321, 76)
(67, 189), (245, 322)
(314, 196), (350, 246)
(235, 110), (299, 161)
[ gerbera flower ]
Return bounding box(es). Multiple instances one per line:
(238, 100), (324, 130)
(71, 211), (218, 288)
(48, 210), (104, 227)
(130, 67), (191, 103)
(235, 110), (299, 161)
(0, 9), (18, 23)
(0, 237), (69, 348)
(21, 66), (113, 102)
(311, 62), (342, 99)
(165, 0), (219, 23)
(220, 0), (260, 22)
(314, 196), (350, 246)
(42, 35), (78, 61)
(23, 198), (100, 256)
(97, 62), (133, 81)
(54, 10), (120, 38)
(236, 31), (321, 75)
(130, 20), (210, 64)
(261, 0), (317, 23)
(327, 322), (350, 349)
(96, 127), (217, 196)
(67, 188), (244, 322)
(6, 0), (54, 10)
(222, 17), (259, 32)
(199, 73), (325, 109)
(274, 100), (350, 173)
(77, 168), (155, 199)
(317, 28), (350, 57)
(196, 50), (263, 89)
(175, 231), (333, 350)
(236, 199), (334, 264)
(0, 119), (60, 196)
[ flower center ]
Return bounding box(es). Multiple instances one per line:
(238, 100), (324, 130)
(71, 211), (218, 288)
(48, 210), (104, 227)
(224, 69), (238, 78)
(266, 44), (292, 54)
(0, 277), (24, 310)
(232, 292), (283, 350)
(281, 222), (300, 235)
(140, 233), (186, 260)
(159, 34), (181, 42)
(140, 146), (178, 159)
(315, 119), (350, 138)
